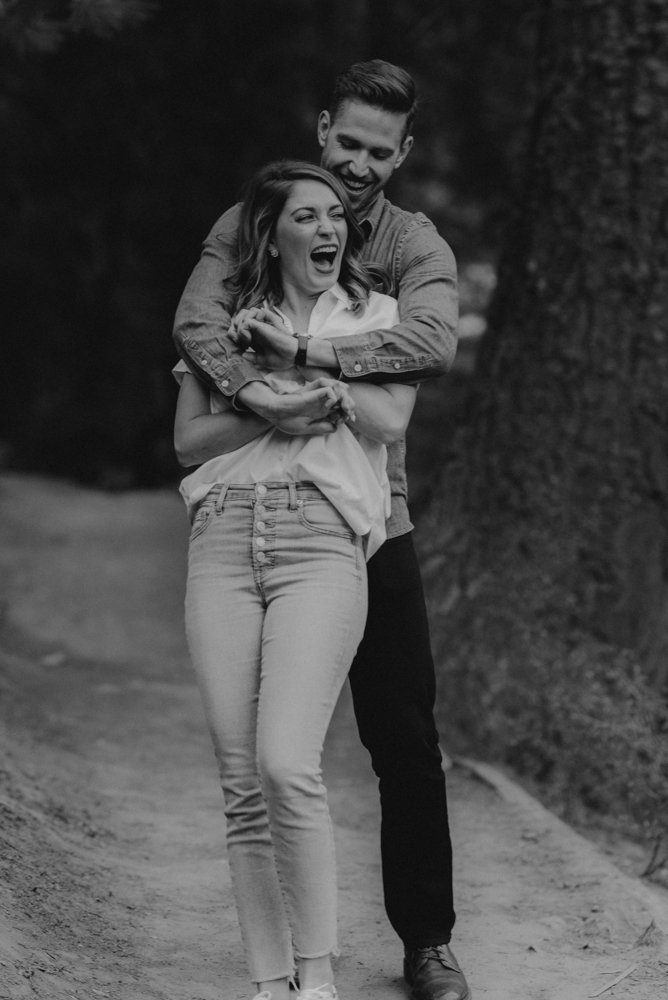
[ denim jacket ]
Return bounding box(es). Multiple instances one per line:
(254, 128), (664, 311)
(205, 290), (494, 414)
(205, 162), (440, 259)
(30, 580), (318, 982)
(172, 195), (458, 538)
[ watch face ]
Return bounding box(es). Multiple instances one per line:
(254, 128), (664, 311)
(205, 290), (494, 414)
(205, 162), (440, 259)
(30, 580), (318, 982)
(295, 335), (309, 366)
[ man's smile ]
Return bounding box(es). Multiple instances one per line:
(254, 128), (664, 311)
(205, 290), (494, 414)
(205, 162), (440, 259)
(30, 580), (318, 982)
(338, 173), (372, 195)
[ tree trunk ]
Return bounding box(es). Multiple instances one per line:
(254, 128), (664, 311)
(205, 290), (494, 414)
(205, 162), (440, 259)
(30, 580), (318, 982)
(425, 0), (668, 722)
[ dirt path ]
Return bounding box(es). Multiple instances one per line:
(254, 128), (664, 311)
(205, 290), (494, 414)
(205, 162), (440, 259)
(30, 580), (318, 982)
(1, 473), (667, 1000)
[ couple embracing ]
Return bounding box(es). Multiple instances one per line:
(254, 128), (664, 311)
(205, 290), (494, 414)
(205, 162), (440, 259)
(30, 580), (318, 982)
(172, 60), (471, 1000)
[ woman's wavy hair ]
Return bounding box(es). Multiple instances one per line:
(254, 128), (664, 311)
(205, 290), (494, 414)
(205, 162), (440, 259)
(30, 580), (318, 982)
(227, 160), (389, 313)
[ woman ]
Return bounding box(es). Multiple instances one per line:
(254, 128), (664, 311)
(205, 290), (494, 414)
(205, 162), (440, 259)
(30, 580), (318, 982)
(173, 161), (416, 1000)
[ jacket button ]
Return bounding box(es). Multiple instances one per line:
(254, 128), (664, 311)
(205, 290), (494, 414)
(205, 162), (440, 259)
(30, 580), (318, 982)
(394, 362), (401, 370)
(221, 379), (229, 387)
(201, 359), (209, 366)
(354, 363), (362, 372)
(256, 551), (267, 564)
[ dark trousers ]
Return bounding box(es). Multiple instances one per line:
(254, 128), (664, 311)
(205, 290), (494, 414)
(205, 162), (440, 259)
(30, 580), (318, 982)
(348, 531), (455, 949)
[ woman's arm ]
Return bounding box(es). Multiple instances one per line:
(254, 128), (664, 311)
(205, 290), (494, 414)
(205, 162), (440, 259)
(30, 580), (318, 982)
(174, 373), (270, 467)
(174, 373), (357, 467)
(346, 382), (417, 445)
(235, 311), (416, 443)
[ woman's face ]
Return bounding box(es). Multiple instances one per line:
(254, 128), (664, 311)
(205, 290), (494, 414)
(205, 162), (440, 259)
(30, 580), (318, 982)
(272, 179), (348, 298)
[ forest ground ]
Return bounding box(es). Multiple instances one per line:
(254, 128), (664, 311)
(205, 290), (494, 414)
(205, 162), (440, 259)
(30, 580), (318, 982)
(1, 472), (668, 1000)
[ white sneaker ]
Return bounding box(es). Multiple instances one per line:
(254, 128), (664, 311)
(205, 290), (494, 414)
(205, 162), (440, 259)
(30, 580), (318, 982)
(298, 986), (338, 1000)
(252, 993), (273, 1000)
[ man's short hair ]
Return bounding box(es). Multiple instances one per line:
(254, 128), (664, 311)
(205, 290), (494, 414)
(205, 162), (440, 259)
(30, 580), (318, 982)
(329, 60), (418, 140)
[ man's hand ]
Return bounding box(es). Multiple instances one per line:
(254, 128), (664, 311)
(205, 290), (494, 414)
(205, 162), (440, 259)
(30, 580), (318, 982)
(231, 306), (340, 371)
(297, 376), (355, 425)
(236, 377), (355, 435)
(232, 307), (297, 370)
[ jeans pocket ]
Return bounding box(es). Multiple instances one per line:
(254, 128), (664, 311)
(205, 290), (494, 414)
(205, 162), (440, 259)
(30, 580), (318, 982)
(189, 502), (215, 542)
(297, 498), (354, 539)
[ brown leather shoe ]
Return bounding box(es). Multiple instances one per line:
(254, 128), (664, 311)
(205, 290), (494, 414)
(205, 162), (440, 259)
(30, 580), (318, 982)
(404, 944), (471, 1000)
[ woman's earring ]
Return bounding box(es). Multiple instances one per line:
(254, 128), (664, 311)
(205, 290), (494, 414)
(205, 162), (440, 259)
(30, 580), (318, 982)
(269, 246), (278, 258)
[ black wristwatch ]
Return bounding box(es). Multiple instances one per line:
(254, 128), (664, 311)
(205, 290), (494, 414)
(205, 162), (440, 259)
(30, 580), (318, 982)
(294, 333), (312, 367)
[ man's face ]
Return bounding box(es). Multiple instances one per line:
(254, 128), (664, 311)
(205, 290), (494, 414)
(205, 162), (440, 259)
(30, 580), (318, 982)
(318, 100), (413, 217)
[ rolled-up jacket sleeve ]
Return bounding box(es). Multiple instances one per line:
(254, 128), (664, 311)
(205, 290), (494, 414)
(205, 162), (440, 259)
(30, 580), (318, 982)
(173, 204), (266, 399)
(329, 218), (458, 384)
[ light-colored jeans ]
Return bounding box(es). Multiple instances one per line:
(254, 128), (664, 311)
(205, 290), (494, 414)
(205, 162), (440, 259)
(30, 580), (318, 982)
(185, 483), (367, 984)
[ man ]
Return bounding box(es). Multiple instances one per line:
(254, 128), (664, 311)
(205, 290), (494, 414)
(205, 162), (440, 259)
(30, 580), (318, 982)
(174, 60), (470, 1000)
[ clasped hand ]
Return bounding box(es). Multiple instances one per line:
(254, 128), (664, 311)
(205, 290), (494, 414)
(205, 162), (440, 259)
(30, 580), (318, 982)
(231, 307), (355, 434)
(273, 377), (355, 435)
(230, 306), (297, 370)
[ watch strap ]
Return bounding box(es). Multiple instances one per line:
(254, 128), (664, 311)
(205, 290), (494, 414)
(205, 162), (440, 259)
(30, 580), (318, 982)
(294, 333), (310, 367)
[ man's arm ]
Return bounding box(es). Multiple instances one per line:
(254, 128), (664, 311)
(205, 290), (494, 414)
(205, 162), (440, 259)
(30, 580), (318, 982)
(328, 218), (458, 384)
(174, 374), (357, 466)
(173, 204), (267, 400)
(174, 209), (456, 402)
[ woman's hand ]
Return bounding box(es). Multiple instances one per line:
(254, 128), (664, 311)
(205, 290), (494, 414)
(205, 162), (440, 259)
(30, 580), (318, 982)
(238, 377), (355, 435)
(228, 308), (255, 351)
(238, 308), (298, 370)
(274, 378), (355, 433)
(298, 377), (355, 426)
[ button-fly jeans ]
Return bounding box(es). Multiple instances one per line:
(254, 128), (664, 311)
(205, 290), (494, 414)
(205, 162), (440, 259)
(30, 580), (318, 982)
(184, 483), (367, 984)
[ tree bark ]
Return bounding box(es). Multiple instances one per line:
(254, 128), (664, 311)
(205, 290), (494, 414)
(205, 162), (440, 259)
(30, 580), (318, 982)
(425, 0), (668, 701)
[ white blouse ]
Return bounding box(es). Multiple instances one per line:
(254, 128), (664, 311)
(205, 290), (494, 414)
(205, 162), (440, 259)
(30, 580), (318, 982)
(173, 283), (399, 558)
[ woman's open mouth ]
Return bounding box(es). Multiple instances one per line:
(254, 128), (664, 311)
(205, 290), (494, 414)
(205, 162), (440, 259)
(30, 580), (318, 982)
(310, 244), (339, 272)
